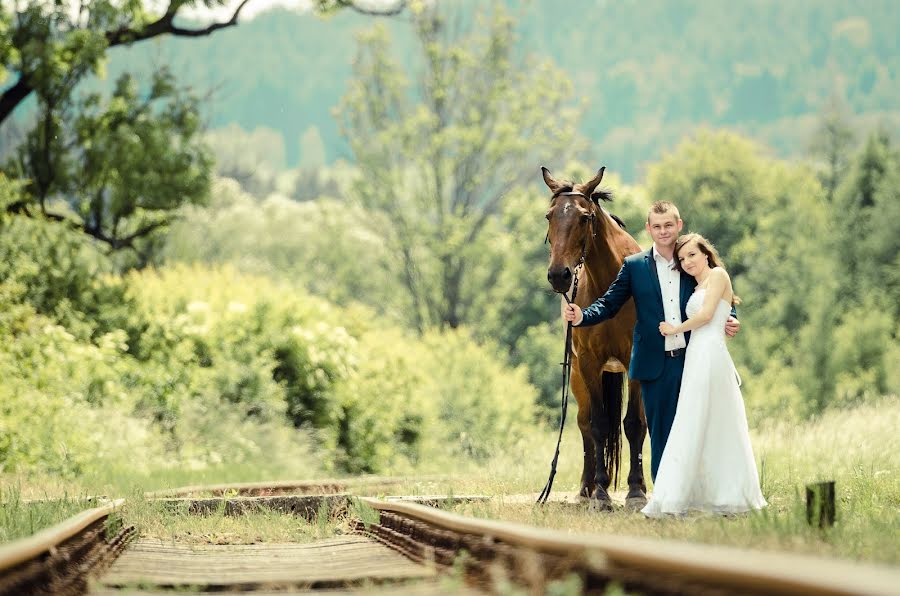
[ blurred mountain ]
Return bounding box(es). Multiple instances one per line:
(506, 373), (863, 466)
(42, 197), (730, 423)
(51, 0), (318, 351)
(100, 0), (900, 180)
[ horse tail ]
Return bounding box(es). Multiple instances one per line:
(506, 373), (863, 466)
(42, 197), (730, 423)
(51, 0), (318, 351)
(602, 370), (624, 488)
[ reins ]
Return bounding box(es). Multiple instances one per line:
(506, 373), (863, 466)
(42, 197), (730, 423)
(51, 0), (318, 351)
(537, 191), (596, 505)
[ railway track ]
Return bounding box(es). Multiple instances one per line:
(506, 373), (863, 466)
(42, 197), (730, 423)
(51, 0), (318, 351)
(0, 499), (133, 596)
(0, 479), (897, 595)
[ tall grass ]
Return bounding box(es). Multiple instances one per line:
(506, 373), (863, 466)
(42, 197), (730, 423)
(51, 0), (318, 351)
(2, 399), (896, 565)
(0, 459), (328, 544)
(0, 485), (101, 543)
(118, 490), (349, 545)
(429, 396), (900, 566)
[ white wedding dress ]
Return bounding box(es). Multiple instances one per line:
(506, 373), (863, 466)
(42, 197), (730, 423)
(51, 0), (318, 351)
(642, 289), (767, 517)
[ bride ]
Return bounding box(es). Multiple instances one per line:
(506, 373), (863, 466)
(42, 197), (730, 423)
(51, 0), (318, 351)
(642, 233), (767, 517)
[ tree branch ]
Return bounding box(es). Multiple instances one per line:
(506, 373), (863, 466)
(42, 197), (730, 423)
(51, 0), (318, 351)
(106, 0), (253, 45)
(0, 76), (33, 127)
(337, 0), (407, 17)
(81, 216), (170, 251)
(8, 197), (170, 252)
(2, 0), (405, 125)
(118, 219), (171, 246)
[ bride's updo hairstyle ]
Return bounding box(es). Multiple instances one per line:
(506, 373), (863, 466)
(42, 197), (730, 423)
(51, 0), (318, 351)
(674, 233), (742, 305)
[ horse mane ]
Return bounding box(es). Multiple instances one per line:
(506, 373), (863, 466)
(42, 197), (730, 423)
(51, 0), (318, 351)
(591, 188), (614, 203)
(551, 184), (614, 203)
(591, 188), (627, 230)
(552, 184), (626, 230)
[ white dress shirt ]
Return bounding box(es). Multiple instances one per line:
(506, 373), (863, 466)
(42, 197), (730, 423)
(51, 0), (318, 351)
(653, 244), (687, 351)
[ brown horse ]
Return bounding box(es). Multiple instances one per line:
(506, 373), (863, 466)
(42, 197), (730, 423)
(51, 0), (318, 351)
(542, 166), (648, 510)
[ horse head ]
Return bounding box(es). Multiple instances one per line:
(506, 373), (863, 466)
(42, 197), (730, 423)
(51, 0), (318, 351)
(542, 166), (611, 294)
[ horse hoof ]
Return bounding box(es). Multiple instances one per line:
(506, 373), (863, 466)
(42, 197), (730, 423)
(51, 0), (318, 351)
(624, 495), (648, 511)
(589, 488), (614, 512)
(624, 487), (648, 511)
(589, 498), (614, 512)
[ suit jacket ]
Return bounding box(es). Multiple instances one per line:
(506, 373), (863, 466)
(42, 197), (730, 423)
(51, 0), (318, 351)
(577, 248), (735, 382)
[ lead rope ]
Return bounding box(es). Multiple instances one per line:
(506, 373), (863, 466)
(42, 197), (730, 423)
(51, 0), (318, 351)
(536, 265), (581, 505)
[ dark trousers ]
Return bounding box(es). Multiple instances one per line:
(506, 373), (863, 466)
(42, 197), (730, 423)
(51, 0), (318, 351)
(640, 351), (685, 482)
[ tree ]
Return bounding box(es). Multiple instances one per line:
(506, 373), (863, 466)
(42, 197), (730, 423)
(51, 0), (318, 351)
(0, 0), (407, 258)
(833, 130), (899, 313)
(337, 2), (583, 330)
(5, 67), (213, 263)
(645, 131), (775, 277)
(204, 124), (287, 197)
(809, 94), (854, 203)
(0, 0), (407, 126)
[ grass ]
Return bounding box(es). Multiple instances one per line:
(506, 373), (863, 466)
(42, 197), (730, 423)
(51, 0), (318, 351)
(0, 461), (331, 545)
(0, 485), (104, 543)
(118, 492), (349, 545)
(2, 398), (897, 567)
(396, 396), (900, 566)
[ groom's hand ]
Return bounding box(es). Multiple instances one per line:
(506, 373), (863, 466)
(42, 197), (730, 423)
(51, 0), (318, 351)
(563, 303), (583, 326)
(725, 316), (741, 337)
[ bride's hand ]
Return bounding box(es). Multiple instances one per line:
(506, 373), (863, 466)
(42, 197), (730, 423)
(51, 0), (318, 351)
(659, 322), (676, 336)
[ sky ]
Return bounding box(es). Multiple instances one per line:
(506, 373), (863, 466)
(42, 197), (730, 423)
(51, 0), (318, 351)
(180, 0), (312, 21)
(177, 0), (406, 22)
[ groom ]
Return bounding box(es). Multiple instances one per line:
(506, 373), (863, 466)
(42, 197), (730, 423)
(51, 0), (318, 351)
(563, 201), (740, 481)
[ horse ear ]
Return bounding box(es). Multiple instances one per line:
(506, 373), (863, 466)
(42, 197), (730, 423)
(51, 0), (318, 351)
(541, 166), (563, 194)
(579, 167), (606, 197)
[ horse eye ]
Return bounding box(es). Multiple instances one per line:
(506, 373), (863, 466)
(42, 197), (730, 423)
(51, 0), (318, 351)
(580, 214), (590, 223)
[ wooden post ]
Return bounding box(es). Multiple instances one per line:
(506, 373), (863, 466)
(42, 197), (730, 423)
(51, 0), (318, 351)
(805, 481), (836, 528)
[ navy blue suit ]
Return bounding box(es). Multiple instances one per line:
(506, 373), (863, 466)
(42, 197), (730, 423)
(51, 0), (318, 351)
(577, 248), (735, 481)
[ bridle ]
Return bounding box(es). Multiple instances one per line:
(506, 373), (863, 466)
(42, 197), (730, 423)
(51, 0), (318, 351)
(537, 189), (597, 505)
(544, 190), (598, 268)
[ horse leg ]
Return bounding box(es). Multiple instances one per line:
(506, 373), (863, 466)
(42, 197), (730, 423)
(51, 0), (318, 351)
(623, 379), (648, 510)
(589, 371), (622, 511)
(571, 366), (595, 498)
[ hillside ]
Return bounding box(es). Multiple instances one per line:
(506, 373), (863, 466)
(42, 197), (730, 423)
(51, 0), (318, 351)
(99, 0), (900, 180)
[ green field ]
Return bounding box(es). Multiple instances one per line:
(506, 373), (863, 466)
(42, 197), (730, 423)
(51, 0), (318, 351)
(3, 398), (896, 567)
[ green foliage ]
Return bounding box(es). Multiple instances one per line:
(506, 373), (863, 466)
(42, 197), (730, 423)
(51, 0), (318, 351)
(833, 130), (900, 313)
(0, 297), (166, 476)
(163, 178), (400, 315)
(4, 66), (212, 262)
(0, 0), (317, 259)
(204, 124), (288, 197)
(272, 320), (356, 430)
(809, 96), (855, 201)
(337, 3), (583, 330)
(513, 322), (564, 422)
(125, 265), (538, 473)
(331, 328), (421, 473)
(830, 298), (895, 406)
(72, 69), (212, 238)
(646, 131), (775, 277)
(646, 128), (898, 419)
(416, 328), (536, 460)
(92, 1), (900, 180)
(0, 176), (132, 339)
(0, 196), (541, 481)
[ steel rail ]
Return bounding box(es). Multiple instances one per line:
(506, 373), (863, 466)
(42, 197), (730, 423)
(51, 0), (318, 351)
(0, 498), (124, 572)
(3, 484), (898, 595)
(0, 498), (133, 596)
(357, 497), (900, 596)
